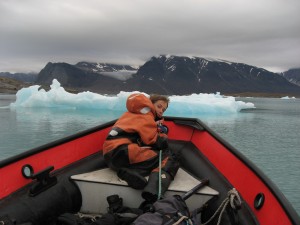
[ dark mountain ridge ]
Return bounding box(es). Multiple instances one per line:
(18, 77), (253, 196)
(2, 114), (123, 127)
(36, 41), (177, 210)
(1, 55), (300, 96)
(280, 68), (300, 87)
(134, 55), (300, 95)
(35, 62), (128, 94)
(0, 72), (37, 83)
(31, 56), (300, 96)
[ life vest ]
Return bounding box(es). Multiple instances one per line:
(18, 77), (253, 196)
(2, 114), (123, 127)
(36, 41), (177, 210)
(103, 93), (162, 155)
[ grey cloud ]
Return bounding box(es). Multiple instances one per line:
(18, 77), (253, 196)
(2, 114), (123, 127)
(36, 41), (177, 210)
(0, 0), (299, 73)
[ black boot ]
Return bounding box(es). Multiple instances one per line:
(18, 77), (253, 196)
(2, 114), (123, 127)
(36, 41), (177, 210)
(142, 171), (172, 202)
(117, 168), (147, 190)
(142, 172), (159, 203)
(107, 194), (123, 213)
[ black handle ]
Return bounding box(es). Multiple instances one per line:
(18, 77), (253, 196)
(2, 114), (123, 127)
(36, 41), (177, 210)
(181, 178), (209, 200)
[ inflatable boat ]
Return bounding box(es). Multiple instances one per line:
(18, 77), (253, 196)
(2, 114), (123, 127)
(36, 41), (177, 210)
(0, 117), (299, 225)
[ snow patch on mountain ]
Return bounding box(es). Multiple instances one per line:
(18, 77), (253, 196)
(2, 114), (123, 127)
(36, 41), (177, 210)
(101, 70), (137, 81)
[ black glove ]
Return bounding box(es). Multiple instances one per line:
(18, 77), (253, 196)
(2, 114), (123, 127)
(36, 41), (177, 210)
(152, 136), (168, 150)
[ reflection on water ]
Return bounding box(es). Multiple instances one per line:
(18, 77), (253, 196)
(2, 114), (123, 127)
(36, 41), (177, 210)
(204, 98), (300, 216)
(1, 102), (122, 159)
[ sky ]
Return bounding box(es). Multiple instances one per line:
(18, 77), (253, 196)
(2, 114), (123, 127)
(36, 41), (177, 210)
(1, 0), (299, 73)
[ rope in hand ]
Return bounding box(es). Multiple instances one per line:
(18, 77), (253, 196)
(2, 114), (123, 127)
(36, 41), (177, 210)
(201, 188), (242, 225)
(157, 149), (162, 200)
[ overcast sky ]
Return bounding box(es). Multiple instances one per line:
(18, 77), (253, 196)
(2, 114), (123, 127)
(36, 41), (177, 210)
(1, 0), (299, 73)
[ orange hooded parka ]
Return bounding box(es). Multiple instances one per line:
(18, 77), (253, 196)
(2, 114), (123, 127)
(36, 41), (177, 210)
(103, 93), (168, 166)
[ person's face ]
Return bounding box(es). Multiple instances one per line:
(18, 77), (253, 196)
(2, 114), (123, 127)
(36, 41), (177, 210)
(153, 100), (168, 118)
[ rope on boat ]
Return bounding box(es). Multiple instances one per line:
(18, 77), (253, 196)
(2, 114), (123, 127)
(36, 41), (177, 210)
(77, 212), (101, 222)
(201, 188), (242, 225)
(172, 212), (194, 225)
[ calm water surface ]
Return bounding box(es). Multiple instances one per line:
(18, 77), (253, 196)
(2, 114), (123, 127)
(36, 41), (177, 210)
(0, 94), (299, 216)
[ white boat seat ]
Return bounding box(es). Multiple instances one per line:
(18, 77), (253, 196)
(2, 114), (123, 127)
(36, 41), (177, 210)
(71, 168), (219, 214)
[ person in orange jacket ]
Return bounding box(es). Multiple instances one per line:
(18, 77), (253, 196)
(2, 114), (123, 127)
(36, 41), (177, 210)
(103, 93), (179, 203)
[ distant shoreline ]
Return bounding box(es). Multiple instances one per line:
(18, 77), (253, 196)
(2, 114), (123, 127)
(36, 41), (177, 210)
(1, 88), (299, 99)
(224, 92), (300, 98)
(1, 75), (299, 98)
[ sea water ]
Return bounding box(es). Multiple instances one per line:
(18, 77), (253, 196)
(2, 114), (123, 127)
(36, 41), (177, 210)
(0, 82), (299, 216)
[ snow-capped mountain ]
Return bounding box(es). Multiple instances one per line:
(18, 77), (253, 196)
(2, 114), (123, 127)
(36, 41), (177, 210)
(19, 55), (300, 96)
(135, 55), (300, 95)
